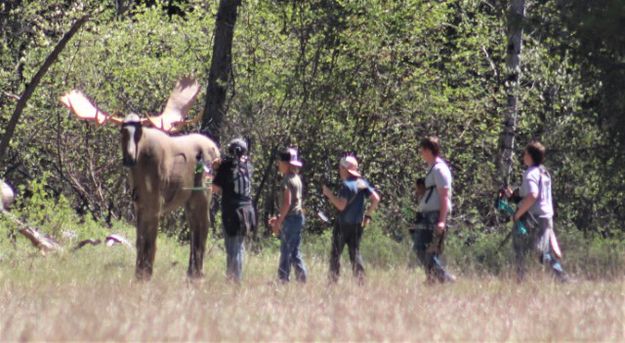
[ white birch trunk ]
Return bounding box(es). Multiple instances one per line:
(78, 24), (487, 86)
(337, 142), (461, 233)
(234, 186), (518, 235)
(499, 0), (526, 185)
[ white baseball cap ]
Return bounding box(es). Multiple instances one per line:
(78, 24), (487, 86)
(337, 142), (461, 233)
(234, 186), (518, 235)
(279, 148), (303, 167)
(339, 155), (361, 177)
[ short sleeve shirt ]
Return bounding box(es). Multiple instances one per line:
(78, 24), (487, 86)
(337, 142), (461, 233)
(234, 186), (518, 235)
(418, 157), (453, 213)
(278, 173), (303, 216)
(520, 166), (553, 218)
(337, 177), (374, 224)
(213, 158), (253, 211)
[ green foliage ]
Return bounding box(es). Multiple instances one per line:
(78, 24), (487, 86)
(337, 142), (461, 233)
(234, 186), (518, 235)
(15, 173), (80, 238)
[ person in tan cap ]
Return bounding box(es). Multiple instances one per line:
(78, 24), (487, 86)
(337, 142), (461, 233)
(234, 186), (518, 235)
(322, 155), (380, 284)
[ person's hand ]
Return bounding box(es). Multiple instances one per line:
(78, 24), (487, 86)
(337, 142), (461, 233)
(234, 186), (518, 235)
(322, 185), (332, 197)
(212, 158), (221, 172)
(362, 216), (371, 228)
(268, 217), (281, 235)
(268, 216), (277, 226)
(503, 186), (513, 198)
(435, 221), (446, 235)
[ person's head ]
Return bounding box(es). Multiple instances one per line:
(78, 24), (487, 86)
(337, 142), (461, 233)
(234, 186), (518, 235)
(523, 140), (545, 167)
(419, 136), (441, 163)
(277, 147), (302, 175)
(1, 181), (14, 211)
(415, 177), (426, 199)
(339, 155), (361, 180)
(227, 138), (248, 158)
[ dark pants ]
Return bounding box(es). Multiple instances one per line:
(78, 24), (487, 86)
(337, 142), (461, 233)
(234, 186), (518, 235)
(329, 222), (365, 283)
(411, 211), (453, 283)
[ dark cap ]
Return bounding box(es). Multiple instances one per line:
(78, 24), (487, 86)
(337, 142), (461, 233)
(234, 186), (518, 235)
(227, 138), (248, 157)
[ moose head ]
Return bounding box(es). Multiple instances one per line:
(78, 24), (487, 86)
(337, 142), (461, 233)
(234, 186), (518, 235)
(120, 113), (143, 167)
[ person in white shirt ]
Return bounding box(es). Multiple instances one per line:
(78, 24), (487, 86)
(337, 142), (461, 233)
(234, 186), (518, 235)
(413, 136), (455, 284)
(505, 141), (568, 282)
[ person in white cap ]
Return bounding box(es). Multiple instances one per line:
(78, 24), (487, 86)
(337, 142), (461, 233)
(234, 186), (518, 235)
(268, 147), (307, 283)
(322, 155), (380, 284)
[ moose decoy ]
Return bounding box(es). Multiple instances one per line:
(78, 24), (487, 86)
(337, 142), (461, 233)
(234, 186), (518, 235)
(60, 77), (220, 280)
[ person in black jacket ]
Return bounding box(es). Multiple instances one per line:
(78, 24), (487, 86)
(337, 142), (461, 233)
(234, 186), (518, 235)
(212, 138), (256, 283)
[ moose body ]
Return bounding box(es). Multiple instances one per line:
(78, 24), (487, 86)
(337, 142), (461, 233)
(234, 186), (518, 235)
(122, 120), (220, 279)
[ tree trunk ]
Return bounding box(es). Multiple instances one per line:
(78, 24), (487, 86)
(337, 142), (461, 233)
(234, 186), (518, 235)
(499, 0), (525, 186)
(0, 15), (89, 163)
(201, 0), (241, 142)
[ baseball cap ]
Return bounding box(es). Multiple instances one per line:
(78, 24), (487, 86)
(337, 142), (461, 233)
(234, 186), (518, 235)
(279, 148), (303, 167)
(340, 155), (361, 177)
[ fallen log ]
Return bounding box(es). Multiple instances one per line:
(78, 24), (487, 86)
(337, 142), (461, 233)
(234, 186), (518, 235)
(0, 211), (63, 254)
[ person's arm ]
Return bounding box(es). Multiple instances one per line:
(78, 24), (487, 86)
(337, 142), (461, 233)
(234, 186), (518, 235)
(322, 185), (347, 211)
(436, 187), (449, 233)
(211, 158), (225, 195)
(434, 167), (451, 233)
(212, 184), (222, 194)
(362, 189), (380, 227)
(514, 172), (539, 221)
(514, 192), (537, 221)
(271, 187), (291, 234)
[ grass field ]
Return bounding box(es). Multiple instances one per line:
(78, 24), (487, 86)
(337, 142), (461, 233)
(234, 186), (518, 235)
(0, 224), (623, 342)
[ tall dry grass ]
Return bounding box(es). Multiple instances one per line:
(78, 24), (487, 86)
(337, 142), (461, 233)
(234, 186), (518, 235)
(0, 238), (623, 341)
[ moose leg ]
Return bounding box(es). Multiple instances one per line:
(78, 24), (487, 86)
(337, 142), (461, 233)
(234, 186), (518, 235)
(186, 194), (209, 278)
(135, 211), (159, 280)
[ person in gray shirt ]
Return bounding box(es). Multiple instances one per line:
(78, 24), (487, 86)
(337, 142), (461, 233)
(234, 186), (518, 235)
(413, 136), (456, 284)
(504, 141), (568, 282)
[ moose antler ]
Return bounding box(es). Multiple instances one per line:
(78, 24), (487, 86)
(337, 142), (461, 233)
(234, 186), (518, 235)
(60, 90), (124, 125)
(147, 76), (201, 132)
(61, 77), (201, 133)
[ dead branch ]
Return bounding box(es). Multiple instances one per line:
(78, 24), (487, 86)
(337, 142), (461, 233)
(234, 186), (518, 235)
(72, 239), (101, 252)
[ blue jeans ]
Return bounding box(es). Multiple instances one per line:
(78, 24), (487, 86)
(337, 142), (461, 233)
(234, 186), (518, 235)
(278, 214), (307, 282)
(224, 234), (244, 283)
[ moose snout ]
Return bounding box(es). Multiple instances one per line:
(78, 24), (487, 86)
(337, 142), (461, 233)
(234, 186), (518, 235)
(123, 156), (137, 167)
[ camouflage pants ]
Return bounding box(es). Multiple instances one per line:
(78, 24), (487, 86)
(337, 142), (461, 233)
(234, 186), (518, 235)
(513, 216), (567, 281)
(411, 211), (453, 283)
